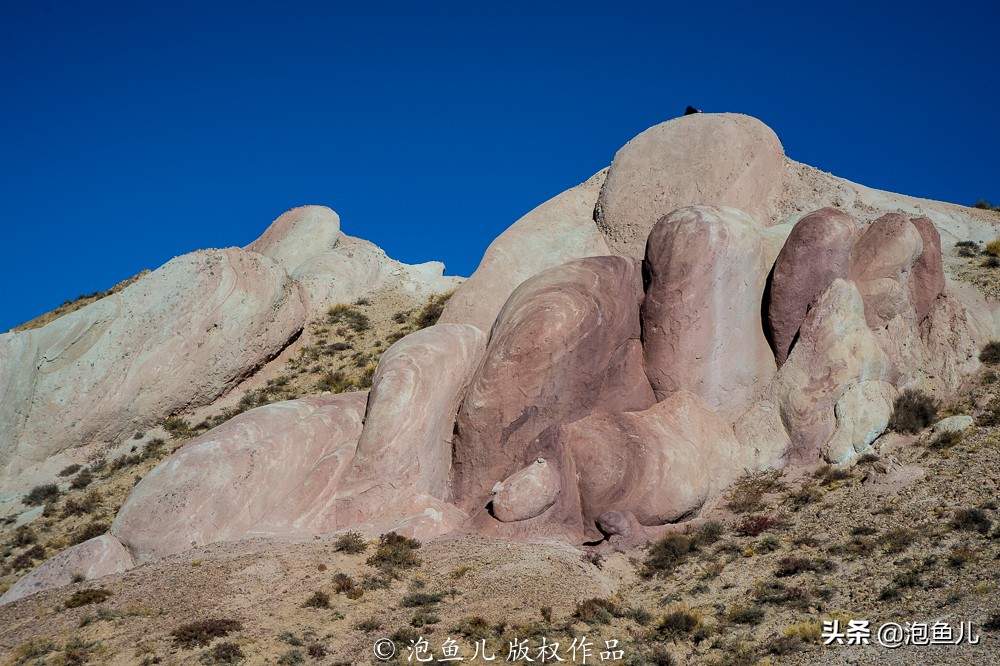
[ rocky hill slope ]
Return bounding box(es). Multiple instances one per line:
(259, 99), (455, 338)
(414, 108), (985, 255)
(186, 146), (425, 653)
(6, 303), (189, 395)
(1, 112), (999, 664)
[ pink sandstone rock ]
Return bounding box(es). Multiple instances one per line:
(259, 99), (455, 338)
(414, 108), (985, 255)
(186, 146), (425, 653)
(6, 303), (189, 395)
(775, 279), (890, 462)
(329, 324), (486, 538)
(0, 535), (133, 606)
(451, 256), (655, 511)
(112, 393), (367, 564)
(0, 248), (306, 487)
(642, 205), (776, 422)
(767, 208), (857, 365)
(439, 170), (611, 334)
(594, 113), (785, 258)
(849, 213), (923, 328)
(245, 205), (342, 274)
(908, 216), (946, 324)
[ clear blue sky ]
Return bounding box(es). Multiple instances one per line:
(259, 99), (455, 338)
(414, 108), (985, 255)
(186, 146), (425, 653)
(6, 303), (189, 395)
(2, 1), (997, 332)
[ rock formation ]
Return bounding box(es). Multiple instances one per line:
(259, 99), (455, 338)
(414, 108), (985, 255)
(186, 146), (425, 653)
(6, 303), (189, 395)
(3, 112), (998, 606)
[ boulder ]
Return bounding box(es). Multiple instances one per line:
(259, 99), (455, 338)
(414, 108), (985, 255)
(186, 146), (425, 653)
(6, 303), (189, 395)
(849, 213), (923, 328)
(0, 248), (306, 486)
(932, 415), (975, 434)
(824, 380), (897, 464)
(0, 535), (133, 606)
(112, 393), (367, 564)
(439, 170), (611, 334)
(329, 324), (486, 536)
(642, 206), (775, 421)
(767, 208), (857, 365)
(245, 205), (342, 274)
(451, 256), (654, 509)
(594, 113), (785, 258)
(776, 279), (891, 461)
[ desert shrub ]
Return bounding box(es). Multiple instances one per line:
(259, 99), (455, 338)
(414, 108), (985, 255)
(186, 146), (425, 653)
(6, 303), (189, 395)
(59, 464), (83, 477)
(756, 536), (782, 553)
(656, 607), (701, 636)
(643, 646), (677, 666)
(727, 605), (765, 625)
(410, 609), (441, 627)
(24, 483), (60, 506)
(952, 507), (993, 534)
(277, 649), (304, 665)
(453, 616), (494, 640)
(359, 363), (377, 389)
(813, 464), (853, 486)
(414, 292), (453, 329)
(725, 470), (786, 513)
(144, 438), (166, 459)
(888, 389), (938, 433)
(641, 534), (696, 577)
(783, 621), (823, 642)
(974, 200), (994, 210)
(785, 482), (822, 509)
(62, 491), (102, 517)
(71, 521), (109, 546)
(163, 417), (191, 438)
(389, 627), (420, 646)
(317, 371), (354, 393)
(984, 613), (1000, 631)
(733, 514), (781, 537)
(210, 642), (244, 663)
(303, 591), (330, 609)
(929, 429), (963, 450)
(362, 573), (392, 590)
(70, 468), (94, 490)
(366, 532), (422, 575)
(334, 531), (367, 554)
(326, 304), (370, 332)
(948, 544), (978, 568)
(692, 521), (724, 545)
(354, 617), (383, 631)
(402, 591), (444, 607)
(774, 556), (835, 577)
(12, 544), (46, 570)
(306, 643), (328, 658)
(171, 619), (242, 648)
(65, 588), (113, 608)
(752, 581), (810, 606)
(987, 237), (1000, 256)
(11, 525), (36, 547)
(980, 341), (1000, 365)
(572, 597), (622, 625)
(982, 256), (1000, 268)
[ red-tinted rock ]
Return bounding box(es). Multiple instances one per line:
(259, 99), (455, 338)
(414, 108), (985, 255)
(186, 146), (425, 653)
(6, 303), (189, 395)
(451, 256), (655, 510)
(849, 213), (923, 328)
(642, 206), (775, 421)
(908, 216), (946, 323)
(767, 208), (857, 365)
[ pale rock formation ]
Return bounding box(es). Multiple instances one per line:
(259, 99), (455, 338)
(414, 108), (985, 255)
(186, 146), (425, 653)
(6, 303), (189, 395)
(0, 535), (133, 605)
(112, 393), (367, 564)
(932, 415), (975, 434)
(775, 279), (891, 462)
(439, 170), (611, 334)
(245, 205), (342, 274)
(849, 213), (925, 329)
(490, 458), (561, 523)
(641, 206), (776, 421)
(0, 248), (306, 492)
(451, 256), (654, 509)
(824, 380), (898, 464)
(767, 207), (857, 365)
(594, 113), (785, 258)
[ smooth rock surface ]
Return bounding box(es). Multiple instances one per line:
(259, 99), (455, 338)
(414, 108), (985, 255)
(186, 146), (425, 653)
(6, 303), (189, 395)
(932, 415), (975, 434)
(642, 206), (775, 421)
(112, 393), (367, 564)
(849, 213), (924, 328)
(824, 380), (897, 464)
(439, 170), (611, 334)
(0, 535), (133, 606)
(768, 207), (857, 365)
(330, 324), (486, 533)
(0, 248), (306, 484)
(451, 256), (654, 509)
(595, 113), (784, 258)
(245, 205), (342, 274)
(776, 279), (890, 461)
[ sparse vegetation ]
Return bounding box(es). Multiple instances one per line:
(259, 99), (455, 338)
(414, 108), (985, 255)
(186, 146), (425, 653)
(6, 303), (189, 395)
(572, 597), (623, 625)
(725, 470), (786, 513)
(733, 514), (782, 537)
(23, 483), (60, 506)
(171, 619), (242, 648)
(210, 642), (244, 664)
(889, 388), (938, 433)
(58, 464), (83, 477)
(65, 588), (113, 608)
(980, 341), (1000, 365)
(414, 292), (453, 329)
(952, 507), (993, 534)
(366, 531), (422, 575)
(774, 556), (835, 577)
(302, 590), (330, 609)
(333, 530), (368, 554)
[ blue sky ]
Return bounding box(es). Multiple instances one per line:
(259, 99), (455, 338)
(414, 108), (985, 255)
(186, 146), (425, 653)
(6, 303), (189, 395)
(2, 1), (997, 332)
